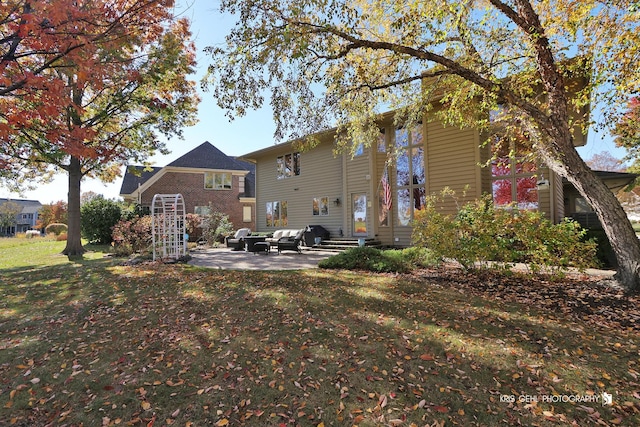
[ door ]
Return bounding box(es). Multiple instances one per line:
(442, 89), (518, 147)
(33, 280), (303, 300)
(352, 193), (367, 236)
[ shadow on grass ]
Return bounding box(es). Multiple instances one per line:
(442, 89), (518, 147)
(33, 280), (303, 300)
(0, 263), (636, 426)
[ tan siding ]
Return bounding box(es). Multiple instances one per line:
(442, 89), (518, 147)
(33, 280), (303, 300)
(537, 166), (552, 220)
(254, 140), (344, 237)
(426, 122), (481, 216)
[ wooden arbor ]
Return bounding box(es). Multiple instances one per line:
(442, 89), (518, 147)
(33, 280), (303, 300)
(151, 194), (187, 261)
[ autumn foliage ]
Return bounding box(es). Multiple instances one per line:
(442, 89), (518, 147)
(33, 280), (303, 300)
(1, 0), (199, 256)
(412, 193), (597, 275)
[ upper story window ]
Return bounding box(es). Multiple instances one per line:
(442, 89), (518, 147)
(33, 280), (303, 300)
(204, 172), (232, 190)
(277, 152), (301, 179)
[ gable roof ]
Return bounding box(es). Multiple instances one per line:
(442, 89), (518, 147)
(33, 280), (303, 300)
(168, 141), (247, 171)
(0, 198), (42, 214)
(119, 166), (163, 195)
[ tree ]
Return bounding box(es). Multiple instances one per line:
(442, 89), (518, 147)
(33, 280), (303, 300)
(80, 196), (122, 245)
(614, 97), (640, 173)
(585, 151), (626, 173)
(37, 200), (68, 229)
(205, 0), (640, 291)
(0, 200), (21, 234)
(0, 0), (199, 256)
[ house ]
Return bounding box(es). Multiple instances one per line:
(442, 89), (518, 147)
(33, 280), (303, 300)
(564, 170), (638, 229)
(119, 141), (256, 230)
(240, 110), (588, 247)
(0, 198), (42, 235)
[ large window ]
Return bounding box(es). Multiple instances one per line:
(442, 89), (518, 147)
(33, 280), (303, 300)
(266, 201), (288, 227)
(277, 152), (301, 179)
(204, 172), (232, 190)
(395, 125), (425, 226)
(491, 139), (538, 210)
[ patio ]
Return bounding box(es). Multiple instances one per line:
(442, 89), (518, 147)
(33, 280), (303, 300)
(188, 246), (335, 270)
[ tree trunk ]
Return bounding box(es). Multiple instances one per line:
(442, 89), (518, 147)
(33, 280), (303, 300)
(62, 156), (85, 257)
(543, 140), (640, 292)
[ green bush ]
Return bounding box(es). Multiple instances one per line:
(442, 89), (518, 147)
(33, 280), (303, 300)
(45, 223), (68, 236)
(318, 246), (438, 273)
(80, 197), (122, 244)
(412, 192), (598, 276)
(200, 209), (234, 245)
(111, 215), (152, 256)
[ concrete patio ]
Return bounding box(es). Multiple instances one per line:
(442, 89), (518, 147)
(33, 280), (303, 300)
(187, 246), (335, 270)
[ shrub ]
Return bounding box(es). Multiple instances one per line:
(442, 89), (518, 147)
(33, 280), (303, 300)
(56, 233), (68, 241)
(201, 210), (234, 245)
(185, 213), (203, 242)
(412, 192), (598, 276)
(45, 223), (68, 236)
(81, 197), (122, 244)
(111, 215), (152, 256)
(319, 246), (438, 273)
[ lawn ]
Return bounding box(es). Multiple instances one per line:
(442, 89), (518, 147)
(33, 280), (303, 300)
(1, 238), (638, 426)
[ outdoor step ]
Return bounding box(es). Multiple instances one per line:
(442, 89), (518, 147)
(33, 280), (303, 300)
(304, 239), (383, 252)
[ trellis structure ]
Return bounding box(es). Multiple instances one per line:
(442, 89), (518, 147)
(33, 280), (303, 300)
(151, 194), (187, 261)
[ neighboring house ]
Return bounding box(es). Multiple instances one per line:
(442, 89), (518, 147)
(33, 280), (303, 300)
(119, 141), (256, 230)
(564, 171), (638, 229)
(240, 110), (588, 247)
(0, 198), (42, 235)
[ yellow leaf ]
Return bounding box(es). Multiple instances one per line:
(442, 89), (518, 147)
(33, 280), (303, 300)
(141, 401), (151, 411)
(215, 419), (229, 427)
(512, 373), (520, 379)
(317, 423), (325, 427)
(602, 372), (611, 380)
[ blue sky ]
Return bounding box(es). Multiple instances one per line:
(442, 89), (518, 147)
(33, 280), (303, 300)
(0, 1), (626, 204)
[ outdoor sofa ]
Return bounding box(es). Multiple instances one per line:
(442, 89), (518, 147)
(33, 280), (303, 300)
(265, 229), (305, 246)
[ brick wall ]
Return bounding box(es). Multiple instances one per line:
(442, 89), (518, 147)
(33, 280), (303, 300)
(140, 171), (255, 230)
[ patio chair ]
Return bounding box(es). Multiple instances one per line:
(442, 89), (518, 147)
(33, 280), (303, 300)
(277, 229), (305, 254)
(225, 228), (251, 250)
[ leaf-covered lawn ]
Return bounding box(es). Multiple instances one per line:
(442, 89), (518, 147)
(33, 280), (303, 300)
(1, 241), (638, 426)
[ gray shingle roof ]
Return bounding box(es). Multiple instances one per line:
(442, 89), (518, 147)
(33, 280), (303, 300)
(119, 166), (163, 195)
(0, 198), (42, 214)
(167, 141), (247, 171)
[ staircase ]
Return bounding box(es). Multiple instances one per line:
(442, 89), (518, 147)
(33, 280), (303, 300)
(304, 238), (383, 252)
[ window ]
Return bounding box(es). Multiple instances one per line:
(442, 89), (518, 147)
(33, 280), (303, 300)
(243, 206), (252, 222)
(312, 197), (329, 216)
(266, 201), (288, 227)
(194, 206), (211, 216)
(395, 125), (425, 226)
(378, 128), (386, 152)
(239, 176), (245, 194)
(354, 143), (364, 157)
(491, 139), (538, 210)
(277, 152), (301, 179)
(204, 172), (232, 190)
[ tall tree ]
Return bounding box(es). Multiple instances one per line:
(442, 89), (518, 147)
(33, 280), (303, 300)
(37, 200), (68, 229)
(0, 200), (21, 233)
(1, 0), (199, 256)
(614, 97), (640, 173)
(205, 0), (640, 291)
(585, 151), (626, 173)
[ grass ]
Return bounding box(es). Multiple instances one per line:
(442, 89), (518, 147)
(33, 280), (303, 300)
(0, 238), (638, 426)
